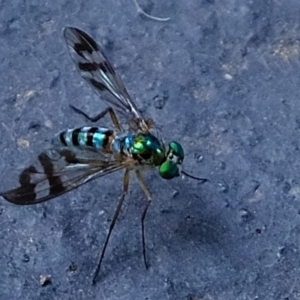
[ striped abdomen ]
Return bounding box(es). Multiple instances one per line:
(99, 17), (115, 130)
(53, 127), (114, 151)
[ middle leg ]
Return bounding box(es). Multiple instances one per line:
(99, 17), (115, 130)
(135, 170), (152, 269)
(92, 168), (130, 284)
(70, 105), (122, 131)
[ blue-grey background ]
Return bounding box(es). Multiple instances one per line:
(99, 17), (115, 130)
(1, 0), (300, 299)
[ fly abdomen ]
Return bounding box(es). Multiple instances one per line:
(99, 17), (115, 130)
(53, 127), (114, 151)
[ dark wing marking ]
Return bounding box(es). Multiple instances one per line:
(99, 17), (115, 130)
(1, 148), (125, 205)
(64, 27), (148, 130)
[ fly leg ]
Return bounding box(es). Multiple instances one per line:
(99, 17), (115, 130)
(70, 105), (122, 131)
(92, 169), (130, 285)
(135, 170), (152, 269)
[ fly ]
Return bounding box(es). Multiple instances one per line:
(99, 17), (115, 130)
(1, 27), (207, 284)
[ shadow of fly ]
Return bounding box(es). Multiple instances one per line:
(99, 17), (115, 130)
(1, 27), (207, 284)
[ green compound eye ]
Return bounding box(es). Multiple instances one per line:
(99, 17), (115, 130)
(159, 161), (180, 180)
(169, 142), (184, 160)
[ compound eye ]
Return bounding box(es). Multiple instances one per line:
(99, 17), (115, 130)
(169, 142), (184, 160)
(159, 161), (179, 180)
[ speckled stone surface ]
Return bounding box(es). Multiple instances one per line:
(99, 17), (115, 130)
(1, 1), (300, 299)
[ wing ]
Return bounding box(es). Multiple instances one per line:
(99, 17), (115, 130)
(64, 27), (149, 130)
(1, 147), (126, 205)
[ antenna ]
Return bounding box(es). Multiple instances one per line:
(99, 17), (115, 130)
(181, 170), (207, 183)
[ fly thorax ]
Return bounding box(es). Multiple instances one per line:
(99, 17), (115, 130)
(126, 133), (165, 166)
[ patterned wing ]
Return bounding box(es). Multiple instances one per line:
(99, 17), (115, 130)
(64, 27), (148, 130)
(1, 147), (126, 205)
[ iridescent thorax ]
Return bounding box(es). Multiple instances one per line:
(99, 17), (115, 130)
(129, 133), (166, 166)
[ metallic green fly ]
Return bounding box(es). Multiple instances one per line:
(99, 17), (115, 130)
(1, 27), (207, 284)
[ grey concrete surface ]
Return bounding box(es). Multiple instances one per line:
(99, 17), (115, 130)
(1, 0), (300, 299)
